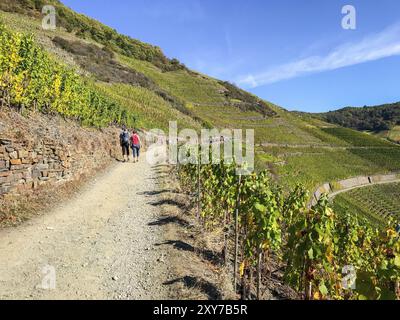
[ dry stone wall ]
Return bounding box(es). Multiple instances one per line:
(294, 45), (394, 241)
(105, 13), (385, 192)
(310, 173), (400, 206)
(0, 109), (122, 199)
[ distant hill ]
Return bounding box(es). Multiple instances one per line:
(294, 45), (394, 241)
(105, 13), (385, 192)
(317, 103), (400, 143)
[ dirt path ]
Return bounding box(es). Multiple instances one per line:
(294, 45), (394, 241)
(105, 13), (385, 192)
(0, 156), (172, 300)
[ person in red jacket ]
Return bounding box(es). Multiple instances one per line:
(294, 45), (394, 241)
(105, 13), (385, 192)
(130, 130), (141, 163)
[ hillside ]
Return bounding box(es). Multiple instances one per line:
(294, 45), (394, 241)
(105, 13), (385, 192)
(2, 0), (400, 302)
(1, 1), (400, 201)
(317, 102), (400, 143)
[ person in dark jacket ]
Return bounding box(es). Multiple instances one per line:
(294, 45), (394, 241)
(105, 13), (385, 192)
(119, 126), (130, 162)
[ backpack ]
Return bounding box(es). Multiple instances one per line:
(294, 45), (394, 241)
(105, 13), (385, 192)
(121, 131), (129, 145)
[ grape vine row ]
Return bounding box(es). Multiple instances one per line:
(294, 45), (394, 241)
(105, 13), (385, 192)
(0, 23), (136, 128)
(177, 149), (400, 300)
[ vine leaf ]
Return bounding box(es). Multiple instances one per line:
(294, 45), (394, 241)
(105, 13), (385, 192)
(319, 282), (328, 296)
(308, 248), (314, 260)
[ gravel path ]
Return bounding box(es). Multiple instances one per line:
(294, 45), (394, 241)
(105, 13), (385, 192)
(0, 157), (171, 300)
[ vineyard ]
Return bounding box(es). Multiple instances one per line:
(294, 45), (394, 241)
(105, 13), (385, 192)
(176, 147), (400, 300)
(3, 6), (399, 197)
(334, 183), (400, 226)
(321, 127), (396, 147)
(0, 23), (136, 128)
(95, 83), (202, 132)
(0, 0), (187, 72)
(1, 0), (400, 301)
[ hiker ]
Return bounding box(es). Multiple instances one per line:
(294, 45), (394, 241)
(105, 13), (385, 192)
(131, 130), (141, 163)
(119, 126), (130, 162)
(396, 223), (400, 235)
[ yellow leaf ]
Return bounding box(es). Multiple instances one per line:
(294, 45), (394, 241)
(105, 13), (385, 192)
(239, 262), (245, 278)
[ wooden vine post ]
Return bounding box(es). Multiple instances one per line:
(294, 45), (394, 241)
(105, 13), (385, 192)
(257, 248), (263, 300)
(176, 137), (180, 172)
(234, 173), (242, 294)
(223, 207), (229, 266)
(196, 146), (201, 220)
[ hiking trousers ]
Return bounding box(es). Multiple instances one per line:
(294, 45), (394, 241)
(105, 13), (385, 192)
(132, 144), (140, 158)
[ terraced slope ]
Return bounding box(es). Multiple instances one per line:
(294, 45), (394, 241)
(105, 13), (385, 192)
(118, 54), (400, 191)
(1, 2), (399, 196)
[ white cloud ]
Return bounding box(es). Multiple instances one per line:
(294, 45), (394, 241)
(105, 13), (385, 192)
(237, 23), (400, 88)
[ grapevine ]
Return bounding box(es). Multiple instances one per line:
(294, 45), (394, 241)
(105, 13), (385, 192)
(0, 23), (137, 128)
(177, 149), (400, 300)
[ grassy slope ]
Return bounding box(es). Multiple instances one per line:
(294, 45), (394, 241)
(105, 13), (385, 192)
(1, 6), (400, 204)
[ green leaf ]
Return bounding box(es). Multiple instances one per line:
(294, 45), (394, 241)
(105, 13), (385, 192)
(254, 203), (266, 212)
(308, 248), (314, 260)
(394, 254), (400, 268)
(319, 282), (328, 296)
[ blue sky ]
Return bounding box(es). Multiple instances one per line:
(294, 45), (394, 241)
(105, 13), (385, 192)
(62, 0), (400, 112)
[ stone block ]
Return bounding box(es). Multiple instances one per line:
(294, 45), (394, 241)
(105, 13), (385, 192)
(0, 171), (11, 178)
(36, 164), (49, 170)
(32, 169), (41, 179)
(0, 176), (8, 184)
(10, 159), (22, 165)
(0, 139), (12, 145)
(9, 151), (18, 159)
(17, 150), (28, 158)
(10, 173), (23, 182)
(0, 185), (10, 195)
(10, 165), (26, 171)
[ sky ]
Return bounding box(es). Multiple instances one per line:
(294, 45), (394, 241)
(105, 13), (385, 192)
(61, 0), (400, 112)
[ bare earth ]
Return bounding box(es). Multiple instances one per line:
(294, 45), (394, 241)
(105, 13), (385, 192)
(0, 157), (172, 300)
